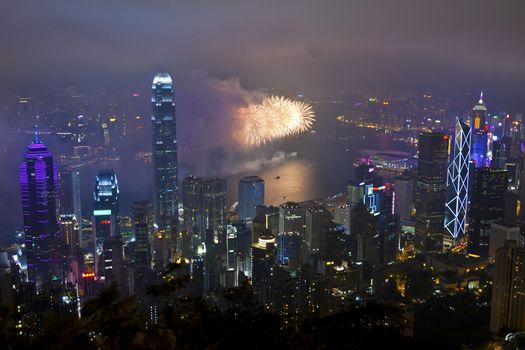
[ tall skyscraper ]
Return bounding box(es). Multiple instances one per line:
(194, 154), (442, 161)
(414, 132), (449, 252)
(131, 200), (153, 294)
(490, 240), (525, 333)
(468, 167), (507, 256)
(203, 178), (227, 240)
(471, 92), (489, 167)
(151, 73), (178, 231)
(182, 176), (203, 239)
(238, 176), (265, 225)
(20, 127), (61, 289)
(72, 170), (82, 235)
(444, 118), (471, 243)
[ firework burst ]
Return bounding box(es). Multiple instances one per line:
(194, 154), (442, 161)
(237, 95), (315, 147)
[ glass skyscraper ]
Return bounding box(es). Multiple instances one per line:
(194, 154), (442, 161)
(238, 176), (264, 225)
(203, 177), (227, 240)
(414, 132), (449, 252)
(151, 73), (178, 231)
(444, 118), (471, 243)
(183, 175), (204, 239)
(20, 127), (61, 290)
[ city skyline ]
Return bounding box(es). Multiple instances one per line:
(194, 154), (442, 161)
(1, 2), (525, 349)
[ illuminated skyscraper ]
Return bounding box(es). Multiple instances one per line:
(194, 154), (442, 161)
(92, 170), (119, 279)
(238, 176), (265, 225)
(20, 127), (61, 289)
(414, 132), (449, 252)
(471, 92), (489, 167)
(151, 73), (178, 231)
(93, 170), (119, 240)
(279, 202), (305, 236)
(444, 118), (471, 243)
(72, 170), (82, 235)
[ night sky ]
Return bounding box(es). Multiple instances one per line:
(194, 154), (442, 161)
(0, 0), (524, 103)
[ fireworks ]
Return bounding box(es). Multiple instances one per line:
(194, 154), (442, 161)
(237, 95), (315, 147)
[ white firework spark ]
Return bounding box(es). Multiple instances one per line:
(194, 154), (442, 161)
(236, 95), (315, 147)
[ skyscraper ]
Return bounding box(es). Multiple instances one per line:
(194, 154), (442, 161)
(20, 127), (61, 289)
(471, 92), (489, 167)
(203, 177), (227, 241)
(151, 73), (178, 231)
(93, 170), (119, 240)
(58, 169), (74, 215)
(444, 118), (471, 243)
(490, 240), (525, 333)
(279, 202), (305, 236)
(182, 176), (203, 239)
(305, 206), (331, 255)
(394, 173), (414, 219)
(72, 170), (82, 235)
(92, 170), (119, 279)
(131, 200), (153, 294)
(414, 132), (449, 252)
(468, 167), (507, 256)
(238, 176), (265, 225)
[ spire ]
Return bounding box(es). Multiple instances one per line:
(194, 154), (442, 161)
(479, 91), (484, 104)
(33, 124), (41, 144)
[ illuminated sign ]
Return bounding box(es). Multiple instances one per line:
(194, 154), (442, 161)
(82, 272), (95, 278)
(93, 209), (111, 216)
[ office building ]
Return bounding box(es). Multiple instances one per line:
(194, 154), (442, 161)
(183, 176), (204, 239)
(203, 177), (227, 241)
(238, 176), (264, 225)
(414, 132), (449, 252)
(151, 73), (178, 231)
(490, 240), (525, 333)
(471, 92), (489, 167)
(279, 202), (305, 236)
(394, 173), (414, 219)
(19, 127), (61, 290)
(444, 118), (471, 242)
(305, 206), (331, 255)
(468, 167), (507, 256)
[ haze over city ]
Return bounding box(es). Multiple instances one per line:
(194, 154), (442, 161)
(0, 1), (525, 349)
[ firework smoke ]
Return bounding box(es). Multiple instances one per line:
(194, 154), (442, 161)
(236, 95), (315, 147)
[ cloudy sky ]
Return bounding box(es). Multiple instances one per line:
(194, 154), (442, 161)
(1, 0), (524, 100)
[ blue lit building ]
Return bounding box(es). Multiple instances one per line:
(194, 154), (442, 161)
(151, 73), (178, 231)
(20, 127), (61, 290)
(444, 118), (471, 244)
(471, 92), (489, 167)
(238, 176), (264, 225)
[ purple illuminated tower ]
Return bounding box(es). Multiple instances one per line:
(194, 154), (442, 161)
(20, 126), (61, 290)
